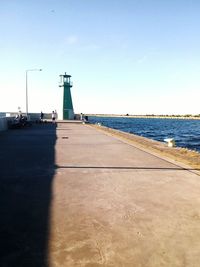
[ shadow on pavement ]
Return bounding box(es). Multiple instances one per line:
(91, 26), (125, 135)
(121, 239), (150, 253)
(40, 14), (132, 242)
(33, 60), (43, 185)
(55, 165), (200, 172)
(0, 123), (57, 267)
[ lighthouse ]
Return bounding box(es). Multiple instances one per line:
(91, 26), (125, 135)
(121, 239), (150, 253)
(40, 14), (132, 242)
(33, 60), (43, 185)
(59, 73), (74, 120)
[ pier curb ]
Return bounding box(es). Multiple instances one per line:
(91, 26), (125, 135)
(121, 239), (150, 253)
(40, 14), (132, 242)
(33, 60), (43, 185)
(88, 124), (200, 175)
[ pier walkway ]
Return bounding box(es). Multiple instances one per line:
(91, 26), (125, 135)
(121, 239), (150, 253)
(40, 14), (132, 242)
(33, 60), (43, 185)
(0, 123), (200, 267)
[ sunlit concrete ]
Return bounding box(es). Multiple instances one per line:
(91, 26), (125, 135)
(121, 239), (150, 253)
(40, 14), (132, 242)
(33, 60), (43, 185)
(49, 123), (200, 267)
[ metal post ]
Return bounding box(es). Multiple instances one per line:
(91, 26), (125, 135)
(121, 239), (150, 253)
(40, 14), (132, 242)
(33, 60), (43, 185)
(26, 71), (28, 117)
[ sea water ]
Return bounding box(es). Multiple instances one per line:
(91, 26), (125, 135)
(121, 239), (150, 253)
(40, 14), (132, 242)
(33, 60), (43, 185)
(89, 116), (200, 153)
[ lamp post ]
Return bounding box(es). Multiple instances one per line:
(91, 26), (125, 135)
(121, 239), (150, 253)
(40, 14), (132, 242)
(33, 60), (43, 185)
(25, 69), (42, 117)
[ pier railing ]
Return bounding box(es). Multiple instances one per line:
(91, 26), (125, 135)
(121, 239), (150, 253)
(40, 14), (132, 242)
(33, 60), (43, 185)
(0, 113), (55, 132)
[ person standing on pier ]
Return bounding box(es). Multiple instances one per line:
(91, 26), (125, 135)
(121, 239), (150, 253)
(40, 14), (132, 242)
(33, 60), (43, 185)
(40, 111), (44, 122)
(52, 111), (56, 123)
(55, 110), (58, 121)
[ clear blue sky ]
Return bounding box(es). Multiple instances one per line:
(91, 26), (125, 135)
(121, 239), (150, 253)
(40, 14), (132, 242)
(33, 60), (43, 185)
(1, 0), (200, 116)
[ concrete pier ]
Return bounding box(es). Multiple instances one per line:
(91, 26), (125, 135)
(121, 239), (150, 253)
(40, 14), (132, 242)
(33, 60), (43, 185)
(1, 123), (200, 267)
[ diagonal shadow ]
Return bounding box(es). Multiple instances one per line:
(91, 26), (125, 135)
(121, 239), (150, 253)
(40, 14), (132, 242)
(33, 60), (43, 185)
(55, 165), (200, 172)
(0, 123), (57, 267)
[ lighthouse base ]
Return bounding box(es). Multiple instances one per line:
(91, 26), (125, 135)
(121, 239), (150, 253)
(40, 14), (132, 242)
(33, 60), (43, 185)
(63, 109), (74, 120)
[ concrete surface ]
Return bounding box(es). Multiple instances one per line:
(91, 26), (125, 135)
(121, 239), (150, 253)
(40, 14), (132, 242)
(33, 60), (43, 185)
(89, 124), (200, 173)
(1, 123), (200, 267)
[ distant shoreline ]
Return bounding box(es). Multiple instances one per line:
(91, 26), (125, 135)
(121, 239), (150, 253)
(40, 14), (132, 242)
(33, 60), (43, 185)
(87, 114), (200, 120)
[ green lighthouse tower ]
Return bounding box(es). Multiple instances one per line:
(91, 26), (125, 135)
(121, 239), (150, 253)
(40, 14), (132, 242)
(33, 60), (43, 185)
(59, 72), (74, 120)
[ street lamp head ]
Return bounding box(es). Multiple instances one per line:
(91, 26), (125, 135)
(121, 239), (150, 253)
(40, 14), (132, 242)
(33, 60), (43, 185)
(26, 68), (43, 72)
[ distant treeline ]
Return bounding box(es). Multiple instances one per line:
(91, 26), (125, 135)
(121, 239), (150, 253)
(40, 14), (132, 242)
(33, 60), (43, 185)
(88, 114), (200, 119)
(135, 114), (200, 118)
